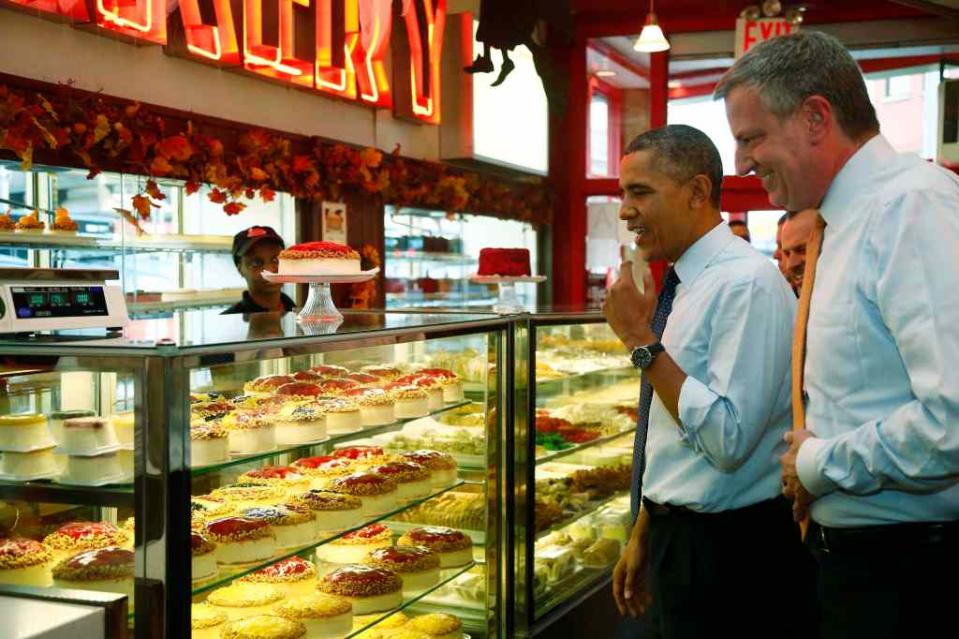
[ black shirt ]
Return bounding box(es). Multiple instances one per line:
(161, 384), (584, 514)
(221, 291), (296, 315)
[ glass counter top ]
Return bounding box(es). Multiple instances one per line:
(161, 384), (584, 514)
(0, 309), (508, 355)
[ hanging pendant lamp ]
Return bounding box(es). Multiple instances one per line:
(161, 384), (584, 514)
(633, 0), (670, 53)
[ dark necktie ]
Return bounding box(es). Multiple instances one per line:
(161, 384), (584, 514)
(631, 267), (681, 517)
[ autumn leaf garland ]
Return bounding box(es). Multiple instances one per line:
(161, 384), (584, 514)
(0, 82), (553, 225)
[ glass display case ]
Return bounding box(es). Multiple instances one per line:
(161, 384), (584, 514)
(511, 311), (639, 636)
(0, 310), (510, 638)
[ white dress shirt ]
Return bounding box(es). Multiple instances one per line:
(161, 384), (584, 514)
(797, 135), (959, 527)
(643, 222), (796, 512)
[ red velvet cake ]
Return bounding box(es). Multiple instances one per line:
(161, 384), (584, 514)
(477, 248), (531, 277)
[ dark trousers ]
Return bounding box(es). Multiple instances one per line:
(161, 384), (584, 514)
(809, 520), (959, 639)
(645, 496), (818, 639)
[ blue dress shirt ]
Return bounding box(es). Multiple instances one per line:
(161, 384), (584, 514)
(796, 135), (959, 527)
(643, 222), (796, 512)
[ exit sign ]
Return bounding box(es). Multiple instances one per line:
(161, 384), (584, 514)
(735, 17), (799, 59)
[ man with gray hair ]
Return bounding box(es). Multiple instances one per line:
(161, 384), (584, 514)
(603, 124), (814, 639)
(717, 31), (959, 639)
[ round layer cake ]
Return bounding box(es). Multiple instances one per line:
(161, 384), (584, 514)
(211, 483), (285, 512)
(366, 545), (440, 593)
(328, 472), (398, 516)
(0, 414), (53, 451)
(239, 556), (318, 597)
(52, 546), (135, 603)
(206, 583), (285, 620)
(0, 536), (55, 586)
(205, 517), (276, 565)
(389, 387), (431, 419)
(317, 565), (402, 614)
(392, 376), (444, 411)
(60, 417), (118, 453)
(191, 603), (228, 639)
(278, 241), (361, 276)
(238, 467), (311, 494)
(369, 462), (431, 501)
(416, 369), (465, 403)
(360, 365), (402, 381)
(219, 615), (306, 639)
(43, 521), (129, 554)
(310, 365), (350, 379)
(406, 613), (465, 639)
(61, 450), (124, 484)
(314, 523), (392, 565)
(191, 531), (218, 583)
(400, 451), (458, 488)
(271, 593), (353, 639)
(190, 424), (230, 468)
(311, 398), (362, 434)
(270, 405), (327, 446)
(290, 456), (354, 490)
(241, 505), (316, 550)
(342, 388), (396, 427)
(224, 413), (277, 456)
(397, 527), (472, 568)
(288, 490), (363, 534)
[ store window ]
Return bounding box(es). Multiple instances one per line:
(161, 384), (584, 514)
(0, 161), (295, 313)
(590, 94), (611, 176)
(384, 206), (538, 309)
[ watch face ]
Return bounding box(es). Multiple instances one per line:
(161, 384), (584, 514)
(631, 347), (652, 369)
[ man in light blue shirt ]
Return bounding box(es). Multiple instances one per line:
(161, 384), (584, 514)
(717, 31), (959, 639)
(603, 125), (814, 639)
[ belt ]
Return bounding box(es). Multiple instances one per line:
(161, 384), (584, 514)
(812, 520), (959, 554)
(642, 496), (787, 519)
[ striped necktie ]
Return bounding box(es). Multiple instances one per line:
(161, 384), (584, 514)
(631, 267), (681, 517)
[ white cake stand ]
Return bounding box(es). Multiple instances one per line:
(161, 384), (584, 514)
(262, 268), (379, 323)
(469, 274), (547, 314)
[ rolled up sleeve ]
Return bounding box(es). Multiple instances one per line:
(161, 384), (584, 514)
(677, 275), (795, 472)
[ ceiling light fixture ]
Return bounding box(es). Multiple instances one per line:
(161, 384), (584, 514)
(597, 69), (617, 77)
(633, 0), (670, 53)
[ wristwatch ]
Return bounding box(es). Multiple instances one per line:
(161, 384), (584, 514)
(630, 342), (665, 370)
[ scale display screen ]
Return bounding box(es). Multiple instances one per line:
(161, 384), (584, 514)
(11, 286), (109, 319)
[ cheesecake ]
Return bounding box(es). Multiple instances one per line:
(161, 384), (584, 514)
(365, 545), (440, 593)
(317, 565), (402, 615)
(190, 423), (230, 468)
(368, 462), (431, 501)
(59, 417), (119, 453)
(191, 531), (218, 583)
(397, 527), (472, 568)
(191, 603), (228, 639)
(206, 583), (285, 620)
(241, 505), (316, 550)
(288, 490), (364, 535)
(314, 523), (392, 565)
(342, 388), (396, 427)
(328, 472), (398, 516)
(406, 613), (465, 639)
(389, 387), (431, 419)
(400, 450), (458, 488)
(271, 405), (327, 446)
(271, 593), (353, 638)
(311, 398), (362, 434)
(219, 615), (306, 639)
(205, 517), (277, 565)
(239, 556), (318, 597)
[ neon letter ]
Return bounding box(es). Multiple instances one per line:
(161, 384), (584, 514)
(180, 0), (240, 64)
(96, 0), (167, 44)
(402, 0), (446, 123)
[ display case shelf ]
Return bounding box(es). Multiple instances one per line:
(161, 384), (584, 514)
(534, 365), (634, 389)
(0, 479), (134, 508)
(347, 562), (476, 638)
(0, 232), (233, 254)
(190, 400), (471, 478)
(534, 427), (634, 465)
(533, 492), (627, 543)
(191, 479), (465, 596)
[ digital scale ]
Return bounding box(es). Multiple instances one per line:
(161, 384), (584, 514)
(0, 268), (128, 334)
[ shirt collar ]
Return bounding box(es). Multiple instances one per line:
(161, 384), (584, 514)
(819, 134), (896, 226)
(673, 221), (736, 286)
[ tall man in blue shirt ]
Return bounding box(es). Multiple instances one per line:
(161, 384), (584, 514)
(717, 31), (959, 639)
(603, 125), (815, 639)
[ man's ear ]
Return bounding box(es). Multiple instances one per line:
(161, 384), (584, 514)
(688, 174), (713, 209)
(801, 95), (832, 143)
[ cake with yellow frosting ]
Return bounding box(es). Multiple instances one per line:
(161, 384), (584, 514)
(271, 593), (353, 638)
(406, 613), (465, 639)
(219, 615), (306, 639)
(191, 603), (228, 639)
(207, 583), (285, 620)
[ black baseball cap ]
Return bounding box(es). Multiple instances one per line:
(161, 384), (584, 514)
(232, 226), (285, 264)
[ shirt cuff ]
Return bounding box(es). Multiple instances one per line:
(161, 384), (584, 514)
(796, 437), (836, 497)
(676, 375), (717, 441)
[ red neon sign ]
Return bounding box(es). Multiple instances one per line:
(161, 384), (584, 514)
(96, 0), (167, 44)
(179, 0), (240, 64)
(0, 0), (446, 123)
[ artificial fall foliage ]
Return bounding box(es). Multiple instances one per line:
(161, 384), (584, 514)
(0, 83), (553, 225)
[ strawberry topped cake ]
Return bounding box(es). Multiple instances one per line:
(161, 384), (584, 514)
(52, 546), (135, 602)
(278, 241), (361, 275)
(397, 526), (473, 568)
(239, 556), (318, 596)
(0, 536), (55, 586)
(314, 523), (392, 564)
(43, 521), (129, 554)
(317, 564), (403, 614)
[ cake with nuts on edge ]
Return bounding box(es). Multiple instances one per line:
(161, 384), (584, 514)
(52, 546), (135, 603)
(317, 564), (402, 614)
(278, 241), (361, 275)
(0, 537), (55, 587)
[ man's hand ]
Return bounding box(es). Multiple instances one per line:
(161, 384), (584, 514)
(781, 430), (816, 522)
(602, 261), (658, 351)
(612, 532), (653, 618)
